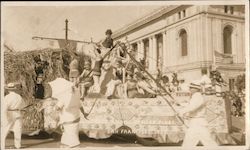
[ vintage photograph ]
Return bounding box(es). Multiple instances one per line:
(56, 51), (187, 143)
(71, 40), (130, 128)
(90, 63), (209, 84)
(1, 1), (249, 149)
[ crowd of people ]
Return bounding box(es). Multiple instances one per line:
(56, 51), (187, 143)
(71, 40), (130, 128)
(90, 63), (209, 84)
(69, 29), (167, 100)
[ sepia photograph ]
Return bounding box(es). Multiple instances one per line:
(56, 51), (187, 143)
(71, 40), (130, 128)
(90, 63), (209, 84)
(1, 1), (249, 150)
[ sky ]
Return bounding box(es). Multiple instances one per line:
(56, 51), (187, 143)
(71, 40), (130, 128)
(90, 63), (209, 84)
(2, 5), (161, 51)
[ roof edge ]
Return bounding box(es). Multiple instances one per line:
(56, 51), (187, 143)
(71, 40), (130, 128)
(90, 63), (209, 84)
(112, 5), (182, 39)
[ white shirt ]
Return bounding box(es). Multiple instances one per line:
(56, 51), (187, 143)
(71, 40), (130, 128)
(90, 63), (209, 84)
(181, 92), (206, 118)
(200, 75), (212, 88)
(3, 92), (25, 123)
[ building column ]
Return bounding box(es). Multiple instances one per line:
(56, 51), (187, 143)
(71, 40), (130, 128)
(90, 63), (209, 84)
(153, 35), (157, 73)
(162, 31), (167, 72)
(141, 40), (144, 61)
(136, 41), (140, 60)
(149, 35), (157, 73)
(137, 40), (144, 60)
(148, 37), (153, 71)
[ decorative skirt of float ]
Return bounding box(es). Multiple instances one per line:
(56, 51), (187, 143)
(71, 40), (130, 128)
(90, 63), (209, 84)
(22, 101), (44, 134)
(23, 90), (236, 145)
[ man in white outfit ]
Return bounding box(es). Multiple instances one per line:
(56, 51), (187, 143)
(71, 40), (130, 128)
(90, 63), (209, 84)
(2, 83), (25, 149)
(52, 79), (81, 148)
(179, 82), (218, 147)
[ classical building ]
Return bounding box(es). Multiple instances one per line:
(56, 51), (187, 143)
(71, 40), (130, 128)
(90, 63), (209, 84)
(112, 5), (245, 90)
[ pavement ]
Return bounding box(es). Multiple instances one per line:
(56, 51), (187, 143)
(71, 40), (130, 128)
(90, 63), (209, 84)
(5, 115), (245, 148)
(6, 133), (142, 148)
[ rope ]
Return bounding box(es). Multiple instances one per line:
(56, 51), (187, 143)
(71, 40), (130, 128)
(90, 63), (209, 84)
(206, 107), (223, 123)
(118, 43), (188, 128)
(85, 98), (98, 118)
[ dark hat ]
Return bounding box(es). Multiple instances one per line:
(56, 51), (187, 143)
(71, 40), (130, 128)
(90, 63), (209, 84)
(105, 29), (112, 35)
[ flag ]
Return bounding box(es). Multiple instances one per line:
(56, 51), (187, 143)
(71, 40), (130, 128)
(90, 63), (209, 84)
(58, 39), (77, 51)
(214, 50), (233, 64)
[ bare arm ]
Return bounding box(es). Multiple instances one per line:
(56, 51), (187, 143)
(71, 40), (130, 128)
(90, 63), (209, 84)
(93, 47), (102, 60)
(180, 94), (204, 115)
(137, 81), (156, 94)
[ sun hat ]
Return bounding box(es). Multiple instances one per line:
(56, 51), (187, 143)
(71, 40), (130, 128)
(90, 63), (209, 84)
(5, 83), (17, 90)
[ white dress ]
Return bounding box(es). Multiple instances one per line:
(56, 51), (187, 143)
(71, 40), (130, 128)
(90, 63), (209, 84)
(55, 83), (81, 147)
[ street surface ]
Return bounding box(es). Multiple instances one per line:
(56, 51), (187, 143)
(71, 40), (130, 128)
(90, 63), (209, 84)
(5, 116), (245, 148)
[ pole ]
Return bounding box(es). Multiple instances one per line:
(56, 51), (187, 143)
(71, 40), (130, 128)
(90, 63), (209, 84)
(65, 19), (68, 41)
(119, 43), (188, 128)
(32, 36), (96, 45)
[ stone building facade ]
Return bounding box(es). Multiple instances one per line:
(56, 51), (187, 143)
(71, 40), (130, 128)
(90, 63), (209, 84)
(113, 5), (245, 90)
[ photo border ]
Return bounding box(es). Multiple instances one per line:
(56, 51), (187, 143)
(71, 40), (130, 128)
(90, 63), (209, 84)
(1, 1), (249, 150)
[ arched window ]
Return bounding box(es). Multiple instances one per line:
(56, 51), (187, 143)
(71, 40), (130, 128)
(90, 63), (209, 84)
(179, 29), (188, 56)
(224, 6), (228, 13)
(223, 25), (233, 54)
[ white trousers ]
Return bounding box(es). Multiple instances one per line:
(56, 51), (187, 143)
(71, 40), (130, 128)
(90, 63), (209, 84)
(2, 118), (22, 149)
(182, 118), (218, 147)
(61, 122), (80, 147)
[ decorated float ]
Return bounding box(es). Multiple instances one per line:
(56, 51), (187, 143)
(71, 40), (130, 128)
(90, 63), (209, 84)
(4, 44), (237, 146)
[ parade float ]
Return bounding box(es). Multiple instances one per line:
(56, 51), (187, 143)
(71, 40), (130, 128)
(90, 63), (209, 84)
(41, 85), (235, 145)
(4, 44), (238, 146)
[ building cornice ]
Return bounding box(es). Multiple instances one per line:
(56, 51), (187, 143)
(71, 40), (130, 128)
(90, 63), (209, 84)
(127, 12), (201, 44)
(162, 61), (245, 74)
(112, 5), (183, 40)
(207, 12), (245, 22)
(217, 63), (245, 71)
(113, 6), (245, 41)
(163, 61), (212, 74)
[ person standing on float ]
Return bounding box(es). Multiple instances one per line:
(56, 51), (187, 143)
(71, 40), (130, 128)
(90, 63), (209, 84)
(69, 52), (80, 83)
(95, 29), (114, 92)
